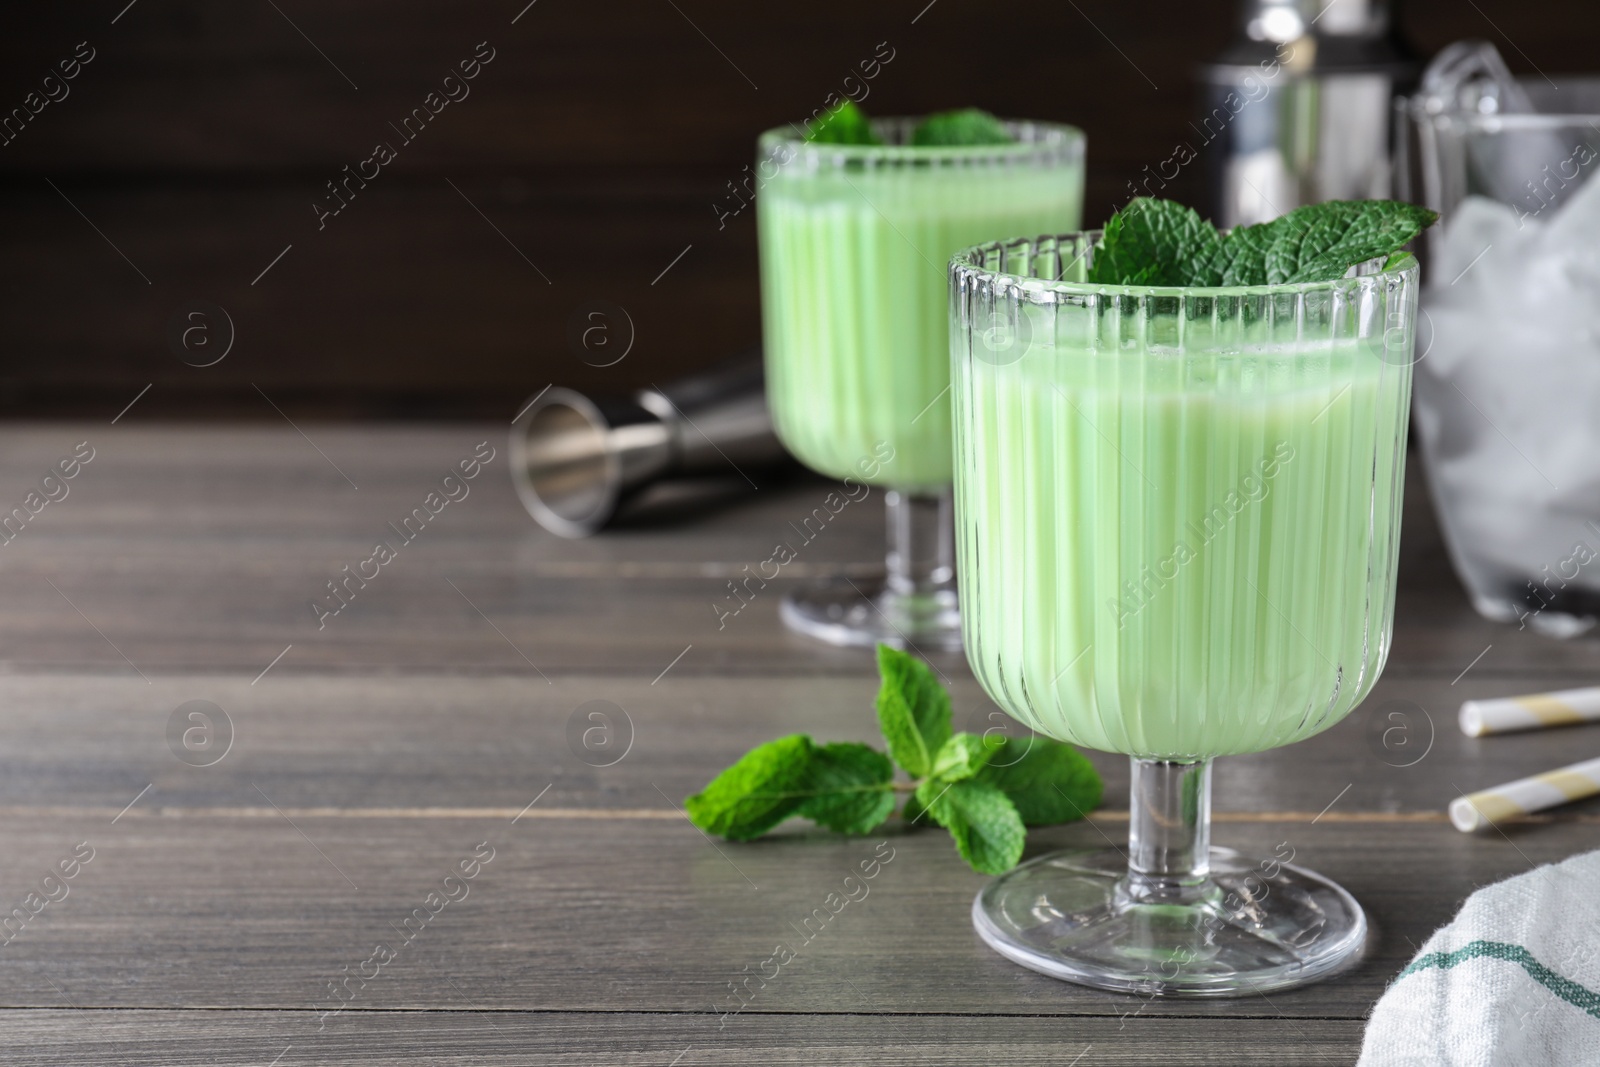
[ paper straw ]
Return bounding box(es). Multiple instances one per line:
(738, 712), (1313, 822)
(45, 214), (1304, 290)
(1459, 687), (1600, 737)
(1450, 757), (1600, 832)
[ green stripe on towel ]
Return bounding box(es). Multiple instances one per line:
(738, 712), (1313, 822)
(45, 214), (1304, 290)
(1398, 940), (1600, 1020)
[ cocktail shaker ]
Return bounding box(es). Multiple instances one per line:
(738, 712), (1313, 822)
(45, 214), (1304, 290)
(509, 356), (788, 538)
(1198, 0), (1417, 228)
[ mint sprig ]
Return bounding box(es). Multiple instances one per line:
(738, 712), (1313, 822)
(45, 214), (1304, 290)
(684, 644), (1103, 875)
(1087, 197), (1439, 288)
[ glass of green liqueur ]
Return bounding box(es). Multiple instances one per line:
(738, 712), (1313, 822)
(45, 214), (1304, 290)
(949, 230), (1417, 994)
(757, 113), (1084, 650)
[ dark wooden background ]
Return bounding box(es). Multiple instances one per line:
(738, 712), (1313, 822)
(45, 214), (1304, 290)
(0, 0), (1588, 419)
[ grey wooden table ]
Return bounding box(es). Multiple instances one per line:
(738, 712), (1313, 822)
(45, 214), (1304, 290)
(0, 423), (1595, 1065)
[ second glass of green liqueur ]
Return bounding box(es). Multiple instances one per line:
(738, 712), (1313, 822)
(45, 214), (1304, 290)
(948, 201), (1424, 994)
(757, 106), (1084, 650)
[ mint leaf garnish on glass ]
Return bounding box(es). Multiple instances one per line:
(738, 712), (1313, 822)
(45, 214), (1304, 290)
(801, 103), (1014, 148)
(684, 644), (1103, 875)
(909, 108), (1013, 146)
(1266, 200), (1438, 283)
(1088, 199), (1222, 287)
(803, 99), (883, 145)
(1087, 197), (1439, 287)
(1206, 213), (1282, 287)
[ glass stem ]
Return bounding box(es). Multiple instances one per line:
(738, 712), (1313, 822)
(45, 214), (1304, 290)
(884, 489), (955, 598)
(1123, 758), (1215, 906)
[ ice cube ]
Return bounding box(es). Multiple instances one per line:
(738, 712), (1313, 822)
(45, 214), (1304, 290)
(1537, 165), (1600, 301)
(1430, 195), (1525, 293)
(1548, 151), (1600, 231)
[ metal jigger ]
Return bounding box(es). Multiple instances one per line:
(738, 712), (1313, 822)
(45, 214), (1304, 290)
(509, 358), (787, 538)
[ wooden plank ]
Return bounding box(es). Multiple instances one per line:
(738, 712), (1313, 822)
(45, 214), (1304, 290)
(0, 1009), (1360, 1066)
(0, 1), (1204, 173)
(0, 0), (1172, 415)
(0, 426), (866, 571)
(0, 426), (1594, 677)
(0, 672), (1596, 822)
(0, 811), (1581, 1018)
(0, 180), (759, 409)
(8, 557), (1580, 679)
(0, 1), (1580, 175)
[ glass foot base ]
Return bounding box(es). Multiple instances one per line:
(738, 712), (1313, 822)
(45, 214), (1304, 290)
(779, 576), (962, 652)
(972, 846), (1367, 997)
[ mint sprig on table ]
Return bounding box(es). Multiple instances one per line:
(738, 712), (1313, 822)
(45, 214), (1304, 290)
(1086, 197), (1439, 287)
(684, 645), (1103, 875)
(803, 101), (1014, 147)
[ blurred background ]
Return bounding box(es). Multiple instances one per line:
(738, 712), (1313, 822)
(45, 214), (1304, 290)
(0, 0), (1586, 420)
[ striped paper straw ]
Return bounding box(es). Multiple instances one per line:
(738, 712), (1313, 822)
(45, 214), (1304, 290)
(1458, 687), (1600, 737)
(1450, 756), (1600, 832)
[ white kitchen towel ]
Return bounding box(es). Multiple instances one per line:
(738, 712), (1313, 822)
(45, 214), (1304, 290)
(1358, 847), (1600, 1066)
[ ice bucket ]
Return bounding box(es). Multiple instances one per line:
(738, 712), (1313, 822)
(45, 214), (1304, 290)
(1401, 43), (1600, 636)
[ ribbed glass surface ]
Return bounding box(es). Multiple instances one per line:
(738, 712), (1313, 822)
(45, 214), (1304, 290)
(758, 120), (1084, 492)
(950, 234), (1416, 758)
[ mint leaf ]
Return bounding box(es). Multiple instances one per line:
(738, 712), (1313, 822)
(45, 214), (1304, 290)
(685, 734), (816, 840)
(1262, 200), (1363, 284)
(929, 732), (996, 784)
(920, 780), (1026, 875)
(687, 737), (898, 839)
(1207, 215), (1289, 287)
(804, 99), (882, 145)
(874, 645), (953, 777)
(975, 737), (1103, 826)
(1269, 200), (1438, 284)
(1087, 198), (1222, 286)
(796, 742), (895, 834)
(910, 108), (1013, 146)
